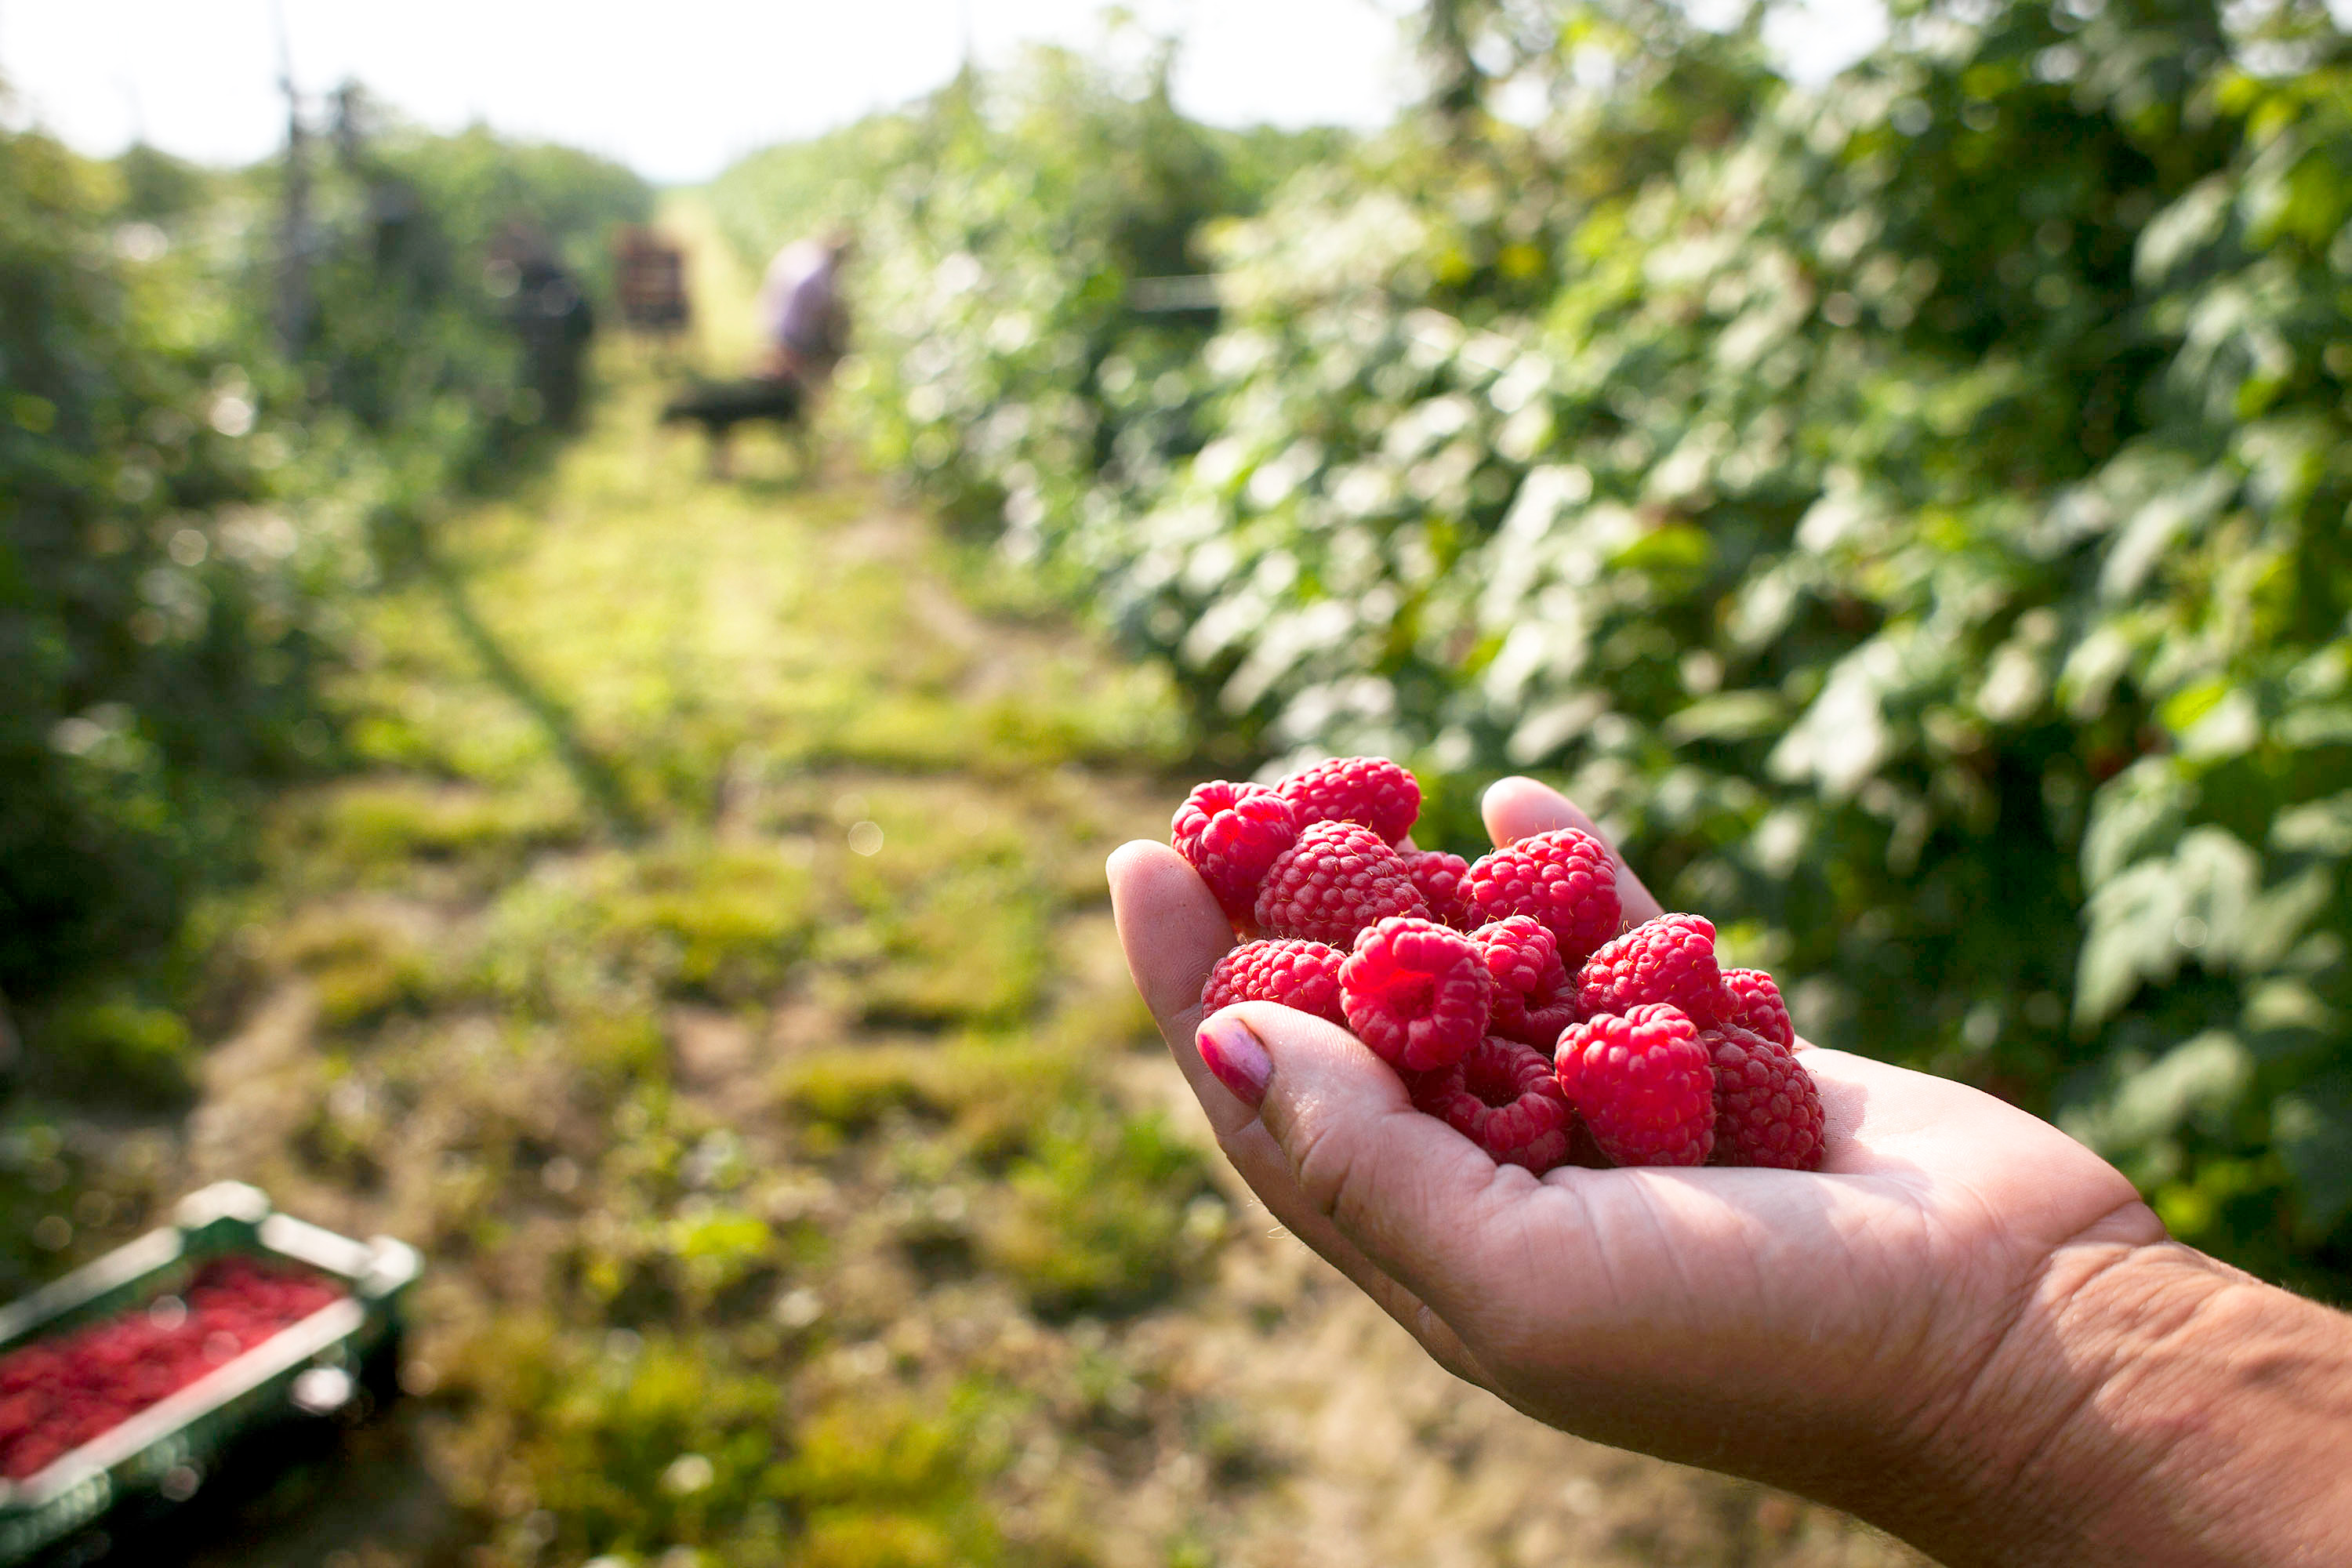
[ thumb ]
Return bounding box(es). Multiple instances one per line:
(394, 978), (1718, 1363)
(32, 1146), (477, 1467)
(1201, 1001), (1525, 1327)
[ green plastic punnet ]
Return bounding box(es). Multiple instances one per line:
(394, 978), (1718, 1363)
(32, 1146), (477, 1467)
(0, 1182), (420, 1565)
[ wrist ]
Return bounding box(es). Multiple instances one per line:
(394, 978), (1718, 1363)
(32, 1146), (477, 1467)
(1914, 1214), (2352, 1566)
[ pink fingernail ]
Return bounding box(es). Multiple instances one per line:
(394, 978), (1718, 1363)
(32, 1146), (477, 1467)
(1196, 1013), (1271, 1108)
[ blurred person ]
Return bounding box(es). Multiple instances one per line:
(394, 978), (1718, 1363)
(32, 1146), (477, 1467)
(1107, 774), (2352, 1568)
(490, 224), (594, 430)
(657, 227), (849, 479)
(758, 227), (854, 394)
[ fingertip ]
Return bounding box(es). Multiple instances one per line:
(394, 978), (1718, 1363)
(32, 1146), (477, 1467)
(1224, 998), (1410, 1096)
(1196, 1006), (1272, 1108)
(1105, 837), (1180, 896)
(1479, 775), (1584, 847)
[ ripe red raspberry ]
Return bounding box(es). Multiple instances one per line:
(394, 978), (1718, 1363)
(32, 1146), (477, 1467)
(1277, 755), (1419, 845)
(1721, 967), (1795, 1051)
(1464, 828), (1621, 967)
(1468, 916), (1572, 1045)
(1555, 1003), (1715, 1167)
(1254, 820), (1428, 948)
(1704, 1022), (1825, 1170)
(1399, 848), (1475, 929)
(1339, 916), (1492, 1072)
(1172, 780), (1300, 927)
(1201, 938), (1347, 1027)
(1408, 1035), (1574, 1172)
(1577, 914), (1723, 1027)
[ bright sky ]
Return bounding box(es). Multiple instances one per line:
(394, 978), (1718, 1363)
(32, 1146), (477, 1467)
(0, 0), (1885, 186)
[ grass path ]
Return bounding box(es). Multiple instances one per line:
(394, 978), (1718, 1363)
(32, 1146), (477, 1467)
(20, 215), (1929, 1567)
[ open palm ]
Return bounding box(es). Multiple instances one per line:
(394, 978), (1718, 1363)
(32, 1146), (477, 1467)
(1107, 775), (2164, 1534)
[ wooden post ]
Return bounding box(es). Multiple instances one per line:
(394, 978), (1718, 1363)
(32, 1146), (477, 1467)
(271, 0), (313, 356)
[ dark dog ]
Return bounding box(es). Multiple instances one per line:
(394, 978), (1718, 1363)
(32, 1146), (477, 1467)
(659, 376), (806, 476)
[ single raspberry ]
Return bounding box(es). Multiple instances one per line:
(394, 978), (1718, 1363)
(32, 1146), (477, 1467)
(1277, 755), (1420, 845)
(1704, 1022), (1826, 1170)
(1339, 916), (1491, 1072)
(1555, 1003), (1715, 1167)
(1577, 914), (1723, 1027)
(1254, 820), (1429, 948)
(1408, 1035), (1575, 1171)
(1464, 828), (1621, 967)
(1399, 848), (1476, 928)
(1172, 781), (1299, 927)
(1201, 939), (1347, 1027)
(1721, 967), (1795, 1051)
(1468, 916), (1573, 1045)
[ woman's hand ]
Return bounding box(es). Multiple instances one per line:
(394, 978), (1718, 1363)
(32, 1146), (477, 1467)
(1109, 776), (2350, 1566)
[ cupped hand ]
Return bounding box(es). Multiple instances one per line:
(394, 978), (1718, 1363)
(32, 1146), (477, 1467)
(1107, 776), (2169, 1558)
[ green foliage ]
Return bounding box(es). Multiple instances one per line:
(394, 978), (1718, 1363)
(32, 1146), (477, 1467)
(789, 3), (2352, 1293)
(0, 101), (648, 1087)
(36, 991), (195, 1104)
(291, 100), (650, 462)
(0, 128), (322, 993)
(706, 42), (1350, 581)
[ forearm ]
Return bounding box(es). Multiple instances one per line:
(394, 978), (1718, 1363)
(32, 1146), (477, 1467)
(1907, 1227), (2352, 1567)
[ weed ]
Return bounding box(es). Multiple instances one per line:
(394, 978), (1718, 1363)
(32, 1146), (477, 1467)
(33, 990), (196, 1105)
(274, 907), (438, 1029)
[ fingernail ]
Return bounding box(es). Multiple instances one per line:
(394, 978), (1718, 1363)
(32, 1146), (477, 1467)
(1196, 1013), (1271, 1108)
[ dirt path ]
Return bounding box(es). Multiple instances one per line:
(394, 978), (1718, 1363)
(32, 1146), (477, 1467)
(25, 213), (1931, 1567)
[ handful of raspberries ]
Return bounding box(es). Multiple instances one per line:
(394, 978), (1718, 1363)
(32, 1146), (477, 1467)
(1174, 757), (1825, 1174)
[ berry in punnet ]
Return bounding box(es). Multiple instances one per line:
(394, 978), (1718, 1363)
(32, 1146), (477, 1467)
(1468, 916), (1573, 1045)
(1705, 1023), (1826, 1170)
(1555, 1004), (1716, 1167)
(1340, 916), (1492, 1072)
(1171, 780), (1299, 927)
(1254, 820), (1429, 949)
(1278, 755), (1420, 845)
(1410, 1035), (1576, 1171)
(1578, 914), (1723, 1027)
(0, 1257), (343, 1480)
(1465, 828), (1621, 967)
(1202, 939), (1348, 1028)
(1399, 848), (1476, 930)
(1721, 967), (1796, 1051)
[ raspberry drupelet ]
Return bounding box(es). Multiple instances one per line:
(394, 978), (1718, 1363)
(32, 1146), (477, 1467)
(1399, 848), (1476, 930)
